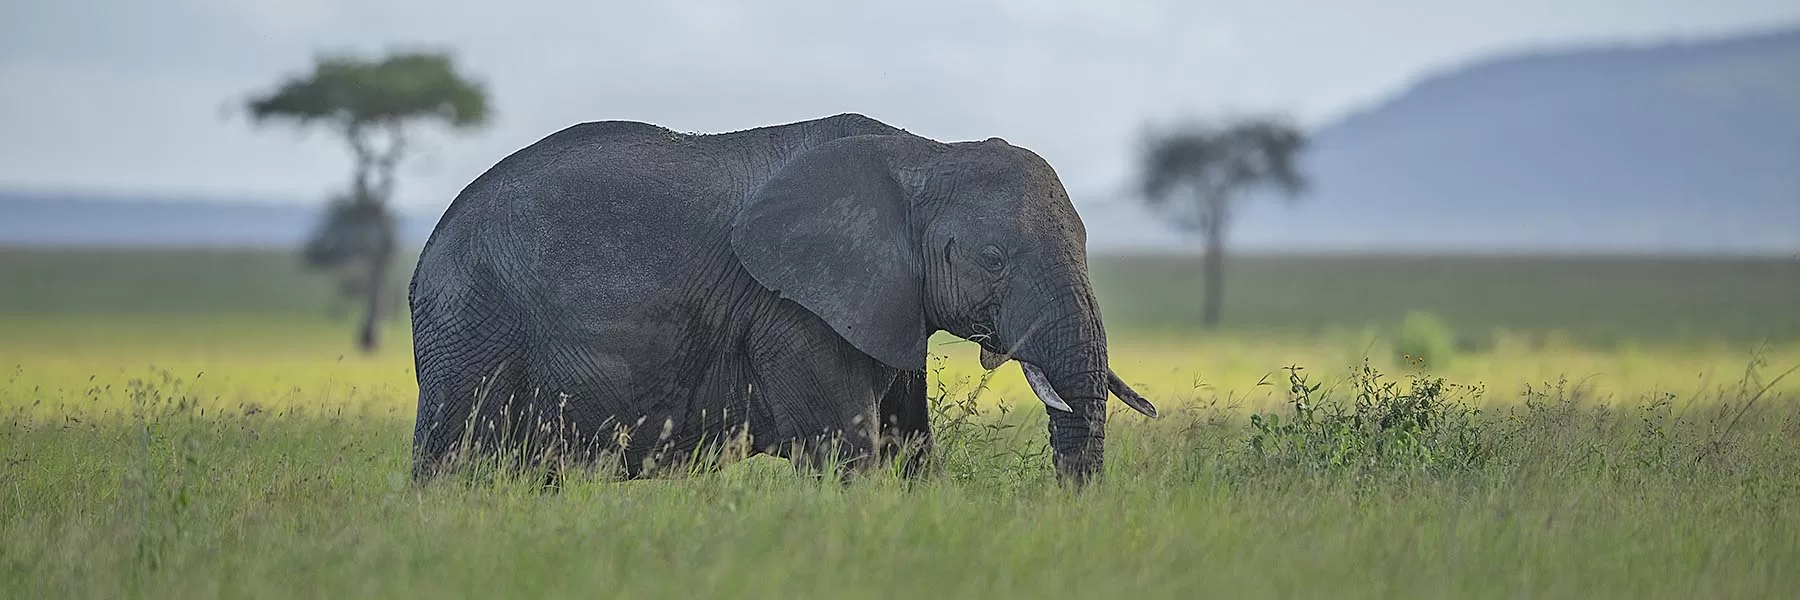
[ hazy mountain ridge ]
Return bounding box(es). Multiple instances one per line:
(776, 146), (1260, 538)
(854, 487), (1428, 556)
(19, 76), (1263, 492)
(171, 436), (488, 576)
(1238, 24), (1800, 253)
(0, 191), (441, 248)
(4, 25), (1797, 254)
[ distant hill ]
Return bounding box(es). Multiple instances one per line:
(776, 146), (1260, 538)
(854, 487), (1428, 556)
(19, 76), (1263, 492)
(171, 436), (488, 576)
(1084, 24), (1800, 254)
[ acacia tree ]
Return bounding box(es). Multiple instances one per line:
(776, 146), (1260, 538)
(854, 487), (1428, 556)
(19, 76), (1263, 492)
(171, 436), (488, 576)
(1136, 117), (1308, 329)
(244, 49), (490, 352)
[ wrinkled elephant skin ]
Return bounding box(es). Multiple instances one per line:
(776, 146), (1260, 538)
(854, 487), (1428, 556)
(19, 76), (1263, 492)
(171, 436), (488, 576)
(407, 113), (1156, 485)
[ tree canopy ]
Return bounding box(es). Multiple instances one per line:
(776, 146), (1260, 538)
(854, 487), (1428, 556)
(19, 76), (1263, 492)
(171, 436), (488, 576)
(247, 50), (489, 131)
(1138, 118), (1308, 232)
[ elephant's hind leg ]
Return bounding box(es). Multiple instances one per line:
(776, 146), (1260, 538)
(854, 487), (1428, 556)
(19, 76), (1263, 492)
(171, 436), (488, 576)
(409, 287), (530, 481)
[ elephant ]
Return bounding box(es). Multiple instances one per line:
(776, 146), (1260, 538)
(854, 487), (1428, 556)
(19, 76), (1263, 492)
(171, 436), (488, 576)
(406, 112), (1158, 486)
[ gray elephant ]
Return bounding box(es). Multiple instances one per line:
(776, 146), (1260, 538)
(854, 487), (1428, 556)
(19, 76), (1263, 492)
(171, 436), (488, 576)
(407, 113), (1157, 485)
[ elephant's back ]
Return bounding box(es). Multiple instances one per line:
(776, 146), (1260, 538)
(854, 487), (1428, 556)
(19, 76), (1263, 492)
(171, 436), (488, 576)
(428, 120), (745, 264)
(425, 120), (759, 353)
(506, 122), (749, 298)
(422, 113), (910, 286)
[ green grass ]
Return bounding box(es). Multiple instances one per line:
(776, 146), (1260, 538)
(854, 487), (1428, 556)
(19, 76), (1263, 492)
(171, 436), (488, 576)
(3, 247), (1799, 598)
(0, 249), (356, 319)
(1090, 253), (1800, 346)
(6, 356), (1797, 598)
(7, 248), (1797, 345)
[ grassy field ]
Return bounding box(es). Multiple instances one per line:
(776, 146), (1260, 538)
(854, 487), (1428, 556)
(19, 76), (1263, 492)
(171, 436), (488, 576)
(1089, 252), (1800, 345)
(3, 248), (1799, 598)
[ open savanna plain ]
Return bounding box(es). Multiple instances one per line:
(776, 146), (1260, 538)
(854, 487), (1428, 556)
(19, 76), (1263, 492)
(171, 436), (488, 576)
(4, 248), (1799, 598)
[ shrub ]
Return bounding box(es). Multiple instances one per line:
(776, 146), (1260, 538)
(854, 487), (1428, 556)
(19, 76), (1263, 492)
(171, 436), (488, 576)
(1396, 310), (1456, 369)
(922, 355), (1050, 488)
(1245, 362), (1491, 475)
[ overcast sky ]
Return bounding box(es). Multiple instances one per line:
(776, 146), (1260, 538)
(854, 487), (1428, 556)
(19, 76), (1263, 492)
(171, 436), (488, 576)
(4, 0), (1798, 210)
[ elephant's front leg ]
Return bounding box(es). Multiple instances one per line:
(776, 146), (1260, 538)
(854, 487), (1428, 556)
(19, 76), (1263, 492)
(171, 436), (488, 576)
(878, 370), (933, 479)
(746, 306), (899, 481)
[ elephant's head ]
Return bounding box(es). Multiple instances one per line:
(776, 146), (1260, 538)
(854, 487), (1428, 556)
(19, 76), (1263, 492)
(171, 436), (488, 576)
(730, 131), (1158, 484)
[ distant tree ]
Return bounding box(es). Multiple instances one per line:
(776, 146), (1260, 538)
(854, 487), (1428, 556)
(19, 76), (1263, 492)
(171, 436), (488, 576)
(1136, 117), (1308, 329)
(243, 49), (490, 352)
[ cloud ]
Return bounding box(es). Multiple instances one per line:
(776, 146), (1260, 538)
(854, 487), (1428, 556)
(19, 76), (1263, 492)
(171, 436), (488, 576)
(207, 0), (342, 37)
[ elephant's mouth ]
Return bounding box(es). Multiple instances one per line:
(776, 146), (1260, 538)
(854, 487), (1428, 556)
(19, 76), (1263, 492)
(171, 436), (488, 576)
(978, 345), (1010, 370)
(977, 346), (1158, 419)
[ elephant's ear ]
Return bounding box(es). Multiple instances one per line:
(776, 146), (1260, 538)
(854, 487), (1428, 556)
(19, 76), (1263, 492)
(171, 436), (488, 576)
(730, 136), (929, 370)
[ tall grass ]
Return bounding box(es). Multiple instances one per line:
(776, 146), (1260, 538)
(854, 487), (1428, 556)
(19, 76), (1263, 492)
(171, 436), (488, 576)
(5, 353), (1797, 599)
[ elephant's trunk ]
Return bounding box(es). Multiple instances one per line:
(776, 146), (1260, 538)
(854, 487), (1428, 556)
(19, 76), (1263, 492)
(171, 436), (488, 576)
(1032, 362), (1109, 484)
(1005, 290), (1113, 485)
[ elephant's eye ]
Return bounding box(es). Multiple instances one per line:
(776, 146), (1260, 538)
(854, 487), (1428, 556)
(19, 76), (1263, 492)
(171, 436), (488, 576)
(978, 244), (1007, 271)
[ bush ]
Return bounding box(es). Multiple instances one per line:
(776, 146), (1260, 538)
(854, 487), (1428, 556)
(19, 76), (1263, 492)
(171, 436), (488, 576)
(1245, 362), (1491, 475)
(1396, 310), (1456, 369)
(921, 355), (1051, 488)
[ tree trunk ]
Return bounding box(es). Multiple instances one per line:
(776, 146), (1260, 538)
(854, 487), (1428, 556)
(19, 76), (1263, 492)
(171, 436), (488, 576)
(1201, 234), (1224, 329)
(1200, 194), (1228, 329)
(347, 123), (406, 354)
(357, 229), (393, 353)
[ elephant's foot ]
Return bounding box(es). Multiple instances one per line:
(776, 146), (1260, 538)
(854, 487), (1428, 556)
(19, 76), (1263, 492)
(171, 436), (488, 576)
(773, 431), (884, 484)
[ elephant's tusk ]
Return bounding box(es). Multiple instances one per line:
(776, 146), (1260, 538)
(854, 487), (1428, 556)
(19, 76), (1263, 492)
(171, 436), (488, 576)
(1107, 370), (1160, 419)
(1019, 361), (1073, 413)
